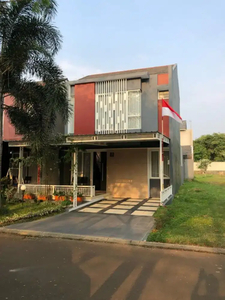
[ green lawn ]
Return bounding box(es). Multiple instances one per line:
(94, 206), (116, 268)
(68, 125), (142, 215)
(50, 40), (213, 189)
(0, 201), (70, 227)
(147, 174), (225, 248)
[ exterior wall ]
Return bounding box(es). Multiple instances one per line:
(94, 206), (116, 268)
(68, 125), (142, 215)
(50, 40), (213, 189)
(3, 95), (65, 141)
(107, 149), (148, 198)
(194, 162), (225, 174)
(180, 129), (193, 147)
(74, 83), (95, 135)
(3, 95), (22, 141)
(168, 65), (182, 194)
(142, 71), (170, 137)
(180, 129), (194, 179)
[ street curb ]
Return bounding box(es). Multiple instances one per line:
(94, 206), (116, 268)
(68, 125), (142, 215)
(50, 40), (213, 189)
(0, 227), (225, 255)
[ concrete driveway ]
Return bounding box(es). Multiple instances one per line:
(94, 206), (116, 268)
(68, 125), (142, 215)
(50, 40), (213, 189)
(6, 210), (154, 241)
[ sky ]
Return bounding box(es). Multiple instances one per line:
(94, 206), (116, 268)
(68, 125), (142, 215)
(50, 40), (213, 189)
(54, 0), (225, 139)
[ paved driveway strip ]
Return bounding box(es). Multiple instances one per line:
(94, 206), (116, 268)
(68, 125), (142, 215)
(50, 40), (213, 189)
(6, 211), (154, 241)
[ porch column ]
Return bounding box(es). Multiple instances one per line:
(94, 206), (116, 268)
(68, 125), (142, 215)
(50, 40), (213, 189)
(73, 148), (78, 208)
(90, 152), (93, 186)
(160, 135), (164, 195)
(18, 147), (24, 185)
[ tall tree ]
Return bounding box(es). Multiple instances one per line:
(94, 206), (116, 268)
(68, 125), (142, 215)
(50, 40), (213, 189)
(0, 0), (69, 206)
(194, 133), (225, 162)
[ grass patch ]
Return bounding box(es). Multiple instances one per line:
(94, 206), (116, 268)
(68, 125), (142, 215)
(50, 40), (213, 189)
(0, 201), (70, 227)
(147, 174), (225, 248)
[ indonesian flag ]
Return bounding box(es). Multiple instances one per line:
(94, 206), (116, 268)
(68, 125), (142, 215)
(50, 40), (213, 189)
(162, 100), (182, 124)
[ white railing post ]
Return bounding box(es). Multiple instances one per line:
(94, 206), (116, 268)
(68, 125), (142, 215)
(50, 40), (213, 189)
(73, 148), (78, 208)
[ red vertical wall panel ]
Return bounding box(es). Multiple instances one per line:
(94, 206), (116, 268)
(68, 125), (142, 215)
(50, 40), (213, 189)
(74, 83), (95, 135)
(3, 95), (22, 141)
(158, 99), (170, 138)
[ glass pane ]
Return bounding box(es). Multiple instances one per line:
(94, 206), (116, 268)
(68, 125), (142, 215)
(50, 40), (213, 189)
(158, 90), (169, 100)
(128, 116), (141, 129)
(128, 91), (141, 116)
(164, 151), (170, 178)
(151, 151), (159, 177)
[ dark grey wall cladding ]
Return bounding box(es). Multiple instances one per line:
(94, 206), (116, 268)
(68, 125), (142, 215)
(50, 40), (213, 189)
(127, 78), (141, 90)
(168, 64), (182, 194)
(141, 75), (158, 132)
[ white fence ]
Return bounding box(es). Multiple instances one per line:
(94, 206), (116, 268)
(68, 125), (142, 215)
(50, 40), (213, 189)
(18, 184), (95, 198)
(160, 185), (173, 205)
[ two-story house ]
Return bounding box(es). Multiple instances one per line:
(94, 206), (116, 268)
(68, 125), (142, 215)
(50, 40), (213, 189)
(3, 64), (181, 205)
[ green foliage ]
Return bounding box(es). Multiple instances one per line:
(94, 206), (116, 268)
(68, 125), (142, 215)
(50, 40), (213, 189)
(0, 201), (68, 226)
(0, 0), (70, 185)
(0, 176), (11, 204)
(194, 133), (225, 162)
(5, 186), (17, 203)
(197, 159), (211, 173)
(147, 175), (225, 248)
(53, 190), (65, 196)
(61, 200), (72, 206)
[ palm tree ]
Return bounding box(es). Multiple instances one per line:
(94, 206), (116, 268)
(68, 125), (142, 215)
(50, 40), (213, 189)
(0, 0), (69, 206)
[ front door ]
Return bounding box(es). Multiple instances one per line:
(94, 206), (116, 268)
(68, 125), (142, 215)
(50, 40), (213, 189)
(93, 152), (107, 191)
(149, 150), (170, 198)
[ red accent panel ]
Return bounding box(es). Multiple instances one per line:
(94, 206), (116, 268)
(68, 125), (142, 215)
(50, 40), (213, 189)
(157, 73), (169, 85)
(158, 99), (169, 138)
(74, 83), (95, 135)
(3, 95), (23, 141)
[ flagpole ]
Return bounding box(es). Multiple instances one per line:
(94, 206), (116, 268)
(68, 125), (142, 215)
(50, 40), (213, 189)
(160, 106), (164, 195)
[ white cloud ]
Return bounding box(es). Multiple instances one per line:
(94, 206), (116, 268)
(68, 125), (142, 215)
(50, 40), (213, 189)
(58, 60), (102, 81)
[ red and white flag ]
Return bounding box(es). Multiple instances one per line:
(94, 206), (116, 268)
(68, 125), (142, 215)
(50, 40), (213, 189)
(162, 100), (182, 124)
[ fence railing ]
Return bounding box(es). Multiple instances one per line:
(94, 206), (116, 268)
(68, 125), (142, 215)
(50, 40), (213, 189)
(160, 185), (173, 205)
(17, 184), (95, 198)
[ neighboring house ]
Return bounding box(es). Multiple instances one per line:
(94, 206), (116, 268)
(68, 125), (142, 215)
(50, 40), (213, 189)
(180, 120), (194, 180)
(3, 64), (182, 204)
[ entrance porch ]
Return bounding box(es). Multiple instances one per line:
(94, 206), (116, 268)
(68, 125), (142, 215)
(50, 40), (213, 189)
(11, 132), (173, 207)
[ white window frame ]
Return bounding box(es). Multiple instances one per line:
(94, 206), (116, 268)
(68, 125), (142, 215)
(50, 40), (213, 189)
(149, 149), (170, 179)
(158, 90), (169, 100)
(127, 89), (142, 130)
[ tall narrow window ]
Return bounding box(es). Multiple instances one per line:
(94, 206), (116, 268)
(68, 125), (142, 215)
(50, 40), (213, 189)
(128, 90), (141, 130)
(151, 151), (159, 177)
(163, 151), (170, 178)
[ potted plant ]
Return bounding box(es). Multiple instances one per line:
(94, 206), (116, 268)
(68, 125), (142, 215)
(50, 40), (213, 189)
(77, 192), (83, 204)
(53, 191), (66, 201)
(24, 193), (36, 200)
(37, 192), (47, 201)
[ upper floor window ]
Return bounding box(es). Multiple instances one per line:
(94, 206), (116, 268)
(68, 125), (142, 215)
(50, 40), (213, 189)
(158, 90), (169, 100)
(95, 79), (141, 134)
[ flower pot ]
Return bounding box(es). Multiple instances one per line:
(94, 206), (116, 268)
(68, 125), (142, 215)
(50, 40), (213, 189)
(54, 196), (66, 201)
(38, 196), (47, 201)
(24, 194), (33, 200)
(77, 196), (83, 204)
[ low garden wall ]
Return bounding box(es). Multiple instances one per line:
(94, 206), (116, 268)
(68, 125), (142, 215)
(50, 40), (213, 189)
(194, 162), (225, 174)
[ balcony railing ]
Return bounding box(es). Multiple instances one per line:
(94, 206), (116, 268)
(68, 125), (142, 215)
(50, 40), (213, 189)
(160, 185), (173, 205)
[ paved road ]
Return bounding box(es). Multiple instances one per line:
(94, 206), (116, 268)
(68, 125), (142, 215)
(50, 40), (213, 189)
(0, 234), (225, 300)
(7, 211), (154, 240)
